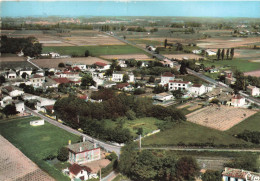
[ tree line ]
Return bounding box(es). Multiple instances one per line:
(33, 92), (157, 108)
(216, 48), (235, 60)
(0, 35), (42, 57)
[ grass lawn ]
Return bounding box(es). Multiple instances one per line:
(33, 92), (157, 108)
(226, 111), (260, 135)
(0, 116), (80, 181)
(202, 58), (260, 72)
(142, 121), (250, 147)
(42, 45), (146, 57)
(204, 72), (220, 80)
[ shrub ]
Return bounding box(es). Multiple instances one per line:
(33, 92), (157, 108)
(126, 110), (136, 120)
(57, 147), (69, 162)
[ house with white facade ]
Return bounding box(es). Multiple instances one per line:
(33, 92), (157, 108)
(189, 84), (206, 96)
(56, 71), (80, 79)
(112, 71), (124, 82)
(29, 74), (45, 88)
(2, 86), (24, 97)
(6, 71), (17, 79)
(71, 63), (87, 71)
(192, 49), (202, 54)
(160, 58), (174, 68)
(160, 72), (175, 85)
(222, 167), (260, 181)
(168, 80), (192, 91)
(13, 100), (25, 113)
(36, 97), (56, 112)
(128, 73), (135, 83)
(19, 68), (33, 78)
(231, 94), (246, 107)
(206, 49), (217, 56)
(94, 62), (111, 71)
(247, 85), (260, 96)
(118, 60), (128, 68)
(65, 163), (98, 181)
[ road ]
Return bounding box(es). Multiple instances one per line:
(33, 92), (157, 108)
(25, 107), (121, 156)
(142, 147), (260, 153)
(107, 32), (260, 106)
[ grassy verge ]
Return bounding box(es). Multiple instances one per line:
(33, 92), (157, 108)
(0, 116), (80, 181)
(142, 121), (250, 147)
(42, 45), (146, 57)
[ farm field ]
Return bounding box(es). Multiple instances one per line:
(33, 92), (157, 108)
(202, 58), (260, 72)
(142, 121), (249, 147)
(164, 53), (203, 60)
(0, 116), (80, 181)
(244, 70), (260, 77)
(42, 45), (145, 57)
(31, 57), (109, 68)
(0, 135), (55, 181)
(186, 105), (257, 131)
(100, 54), (151, 60)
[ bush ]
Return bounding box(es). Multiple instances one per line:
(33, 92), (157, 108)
(126, 110), (136, 120)
(57, 147), (69, 162)
(58, 62), (65, 68)
(105, 152), (118, 161)
(133, 88), (145, 95)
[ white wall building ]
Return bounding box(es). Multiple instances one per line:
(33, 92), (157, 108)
(160, 72), (175, 85)
(231, 95), (246, 107)
(153, 92), (173, 102)
(29, 74), (45, 88)
(206, 49), (217, 56)
(128, 73), (135, 83)
(189, 84), (206, 96)
(6, 71), (17, 79)
(14, 101), (25, 113)
(168, 80), (192, 91)
(30, 120), (45, 126)
(36, 97), (56, 111)
(112, 72), (124, 82)
(247, 85), (260, 96)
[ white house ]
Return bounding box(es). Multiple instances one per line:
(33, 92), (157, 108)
(14, 100), (25, 113)
(231, 95), (246, 107)
(56, 71), (80, 79)
(6, 71), (17, 79)
(160, 58), (174, 68)
(189, 84), (206, 96)
(30, 119), (45, 126)
(66, 163), (98, 181)
(36, 97), (56, 111)
(168, 80), (192, 91)
(72, 64), (87, 71)
(153, 92), (173, 102)
(49, 52), (60, 58)
(19, 68), (33, 78)
(29, 74), (45, 88)
(206, 49), (217, 56)
(128, 73), (135, 83)
(222, 167), (260, 181)
(94, 62), (111, 71)
(118, 60), (128, 68)
(112, 71), (124, 82)
(0, 95), (12, 107)
(247, 85), (260, 96)
(160, 72), (175, 85)
(2, 86), (24, 97)
(192, 49), (202, 54)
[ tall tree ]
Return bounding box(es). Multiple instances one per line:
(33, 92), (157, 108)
(202, 170), (222, 181)
(21, 72), (28, 79)
(85, 50), (90, 57)
(226, 49), (230, 60)
(2, 104), (17, 117)
(164, 39), (168, 48)
(123, 74), (129, 83)
(0, 75), (6, 86)
(221, 49), (225, 60)
(230, 48), (235, 60)
(216, 49), (221, 60)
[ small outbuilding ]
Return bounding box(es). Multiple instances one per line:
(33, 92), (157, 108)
(30, 119), (45, 126)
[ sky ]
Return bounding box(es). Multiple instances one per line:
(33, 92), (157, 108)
(1, 1), (260, 18)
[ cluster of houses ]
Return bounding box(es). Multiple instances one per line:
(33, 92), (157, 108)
(222, 167), (260, 181)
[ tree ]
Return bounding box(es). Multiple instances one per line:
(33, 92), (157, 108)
(85, 50), (90, 57)
(23, 85), (35, 94)
(123, 74), (129, 83)
(21, 72), (28, 79)
(175, 156), (200, 180)
(179, 61), (188, 74)
(155, 48), (160, 54)
(164, 39), (168, 48)
(58, 62), (65, 68)
(126, 110), (136, 120)
(221, 49), (225, 60)
(216, 49), (221, 60)
(226, 49), (230, 60)
(201, 170), (222, 181)
(153, 85), (165, 94)
(148, 76), (155, 83)
(57, 147), (69, 162)
(81, 74), (94, 87)
(137, 128), (143, 135)
(2, 104), (17, 117)
(230, 48), (235, 60)
(0, 75), (6, 86)
(172, 89), (184, 99)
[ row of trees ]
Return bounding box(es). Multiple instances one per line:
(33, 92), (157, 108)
(216, 48), (235, 60)
(237, 130), (260, 144)
(233, 70), (260, 91)
(1, 35), (42, 57)
(119, 143), (200, 181)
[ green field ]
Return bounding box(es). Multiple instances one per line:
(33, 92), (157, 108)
(128, 39), (162, 46)
(142, 121), (250, 147)
(202, 58), (260, 72)
(42, 45), (146, 57)
(0, 116), (80, 181)
(226, 111), (260, 135)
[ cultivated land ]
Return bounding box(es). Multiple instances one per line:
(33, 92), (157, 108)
(244, 70), (260, 77)
(100, 54), (151, 60)
(0, 116), (80, 181)
(42, 45), (146, 57)
(0, 135), (55, 181)
(142, 121), (249, 147)
(164, 54), (203, 60)
(186, 105), (257, 131)
(31, 57), (109, 68)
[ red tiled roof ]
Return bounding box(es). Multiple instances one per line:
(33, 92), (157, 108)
(169, 80), (190, 84)
(232, 94), (244, 99)
(70, 80), (81, 84)
(192, 84), (202, 87)
(53, 78), (70, 84)
(162, 72), (174, 77)
(33, 74), (44, 78)
(222, 168), (260, 180)
(63, 71), (78, 75)
(44, 105), (54, 111)
(116, 83), (129, 89)
(95, 62), (107, 67)
(69, 164), (92, 176)
(79, 95), (88, 100)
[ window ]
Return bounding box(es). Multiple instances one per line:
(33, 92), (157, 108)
(178, 84), (180, 86)
(183, 84), (185, 86)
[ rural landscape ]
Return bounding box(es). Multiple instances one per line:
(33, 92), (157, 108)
(1, 1), (260, 181)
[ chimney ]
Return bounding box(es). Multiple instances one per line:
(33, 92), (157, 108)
(80, 147), (82, 152)
(68, 140), (71, 145)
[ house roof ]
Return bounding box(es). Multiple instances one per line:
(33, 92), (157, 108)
(222, 167), (260, 180)
(169, 80), (190, 84)
(192, 84), (202, 88)
(2, 86), (13, 92)
(53, 78), (70, 84)
(79, 95), (88, 100)
(232, 94), (244, 100)
(69, 164), (92, 175)
(156, 92), (172, 97)
(95, 62), (107, 67)
(67, 141), (98, 154)
(32, 74), (44, 78)
(43, 105), (54, 111)
(162, 72), (174, 77)
(116, 83), (129, 89)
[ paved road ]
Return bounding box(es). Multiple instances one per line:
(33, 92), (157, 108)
(142, 147), (260, 153)
(101, 171), (118, 181)
(107, 32), (260, 106)
(25, 107), (121, 156)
